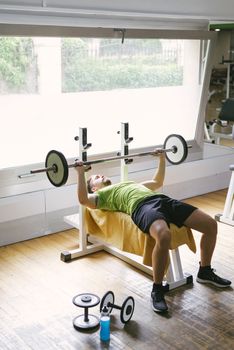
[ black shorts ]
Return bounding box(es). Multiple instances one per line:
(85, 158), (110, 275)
(131, 194), (197, 234)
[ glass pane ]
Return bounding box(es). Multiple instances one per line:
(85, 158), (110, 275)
(0, 36), (206, 169)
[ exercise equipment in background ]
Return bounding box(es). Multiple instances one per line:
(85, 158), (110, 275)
(206, 98), (234, 144)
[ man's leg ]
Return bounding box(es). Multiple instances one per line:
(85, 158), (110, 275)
(184, 209), (217, 266)
(184, 209), (231, 287)
(149, 219), (171, 312)
(149, 219), (171, 283)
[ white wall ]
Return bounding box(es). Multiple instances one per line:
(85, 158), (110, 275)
(34, 37), (62, 94)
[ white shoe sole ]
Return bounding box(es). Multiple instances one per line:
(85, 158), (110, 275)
(151, 301), (168, 313)
(196, 277), (231, 288)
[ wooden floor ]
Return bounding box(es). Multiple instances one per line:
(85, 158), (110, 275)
(0, 189), (233, 350)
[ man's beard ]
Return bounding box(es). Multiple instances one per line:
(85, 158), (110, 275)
(103, 178), (112, 186)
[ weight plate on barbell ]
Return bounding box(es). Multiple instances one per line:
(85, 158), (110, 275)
(163, 134), (188, 165)
(45, 150), (69, 187)
(120, 296), (135, 324)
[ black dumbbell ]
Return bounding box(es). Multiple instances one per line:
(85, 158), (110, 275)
(100, 291), (135, 324)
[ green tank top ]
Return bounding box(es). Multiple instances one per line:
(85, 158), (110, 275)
(96, 181), (158, 215)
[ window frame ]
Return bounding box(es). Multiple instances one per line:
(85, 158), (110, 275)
(0, 25), (216, 196)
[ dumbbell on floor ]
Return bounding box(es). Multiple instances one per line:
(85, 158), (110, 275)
(72, 293), (100, 331)
(100, 290), (135, 324)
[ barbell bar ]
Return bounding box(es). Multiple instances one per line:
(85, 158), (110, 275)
(23, 134), (191, 187)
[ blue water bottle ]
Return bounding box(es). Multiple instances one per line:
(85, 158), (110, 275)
(100, 306), (110, 342)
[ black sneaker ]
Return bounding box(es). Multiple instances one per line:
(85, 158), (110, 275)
(196, 267), (231, 288)
(151, 288), (168, 313)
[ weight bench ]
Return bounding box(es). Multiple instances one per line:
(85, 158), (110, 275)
(63, 208), (195, 290)
(62, 122), (194, 290)
(215, 164), (234, 226)
(208, 98), (234, 144)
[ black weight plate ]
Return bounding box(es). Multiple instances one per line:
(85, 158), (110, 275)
(100, 291), (115, 314)
(45, 150), (68, 187)
(120, 296), (135, 323)
(163, 134), (188, 165)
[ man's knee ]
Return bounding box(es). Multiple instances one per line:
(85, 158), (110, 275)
(202, 215), (217, 234)
(149, 220), (171, 248)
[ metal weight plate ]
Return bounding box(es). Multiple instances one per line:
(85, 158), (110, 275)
(120, 296), (135, 324)
(72, 293), (100, 308)
(163, 134), (188, 165)
(45, 150), (69, 187)
(73, 314), (100, 330)
(100, 291), (115, 314)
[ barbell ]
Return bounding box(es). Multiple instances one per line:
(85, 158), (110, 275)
(26, 134), (191, 187)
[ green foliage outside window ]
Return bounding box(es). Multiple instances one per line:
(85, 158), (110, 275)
(0, 37), (182, 94)
(61, 38), (183, 92)
(0, 37), (36, 93)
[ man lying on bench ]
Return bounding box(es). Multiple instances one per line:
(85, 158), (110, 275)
(75, 151), (231, 313)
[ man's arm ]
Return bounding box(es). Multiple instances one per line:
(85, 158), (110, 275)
(76, 163), (98, 209)
(141, 151), (166, 191)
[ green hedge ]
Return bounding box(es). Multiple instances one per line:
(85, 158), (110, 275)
(62, 58), (182, 92)
(0, 37), (182, 93)
(0, 38), (36, 93)
(61, 38), (182, 92)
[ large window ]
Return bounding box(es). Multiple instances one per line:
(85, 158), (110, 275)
(0, 31), (213, 169)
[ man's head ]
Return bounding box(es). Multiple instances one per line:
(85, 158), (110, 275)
(87, 174), (112, 193)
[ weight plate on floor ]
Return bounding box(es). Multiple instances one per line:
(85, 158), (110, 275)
(120, 296), (135, 323)
(73, 314), (100, 331)
(72, 293), (100, 308)
(100, 291), (115, 314)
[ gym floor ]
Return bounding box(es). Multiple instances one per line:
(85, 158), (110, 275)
(0, 189), (233, 350)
